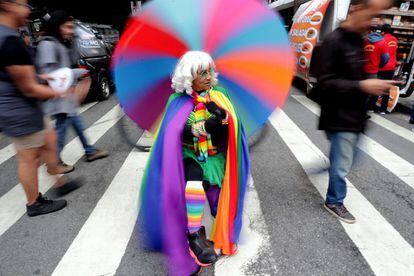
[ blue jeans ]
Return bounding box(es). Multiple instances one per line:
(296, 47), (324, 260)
(54, 113), (95, 159)
(326, 131), (360, 205)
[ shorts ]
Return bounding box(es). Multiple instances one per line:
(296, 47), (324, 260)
(10, 118), (50, 150)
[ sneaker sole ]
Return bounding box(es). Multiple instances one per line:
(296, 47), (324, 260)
(47, 167), (75, 175)
(52, 181), (83, 197)
(62, 167), (75, 174)
(86, 154), (109, 162)
(188, 248), (217, 267)
(27, 201), (67, 217)
(323, 204), (356, 224)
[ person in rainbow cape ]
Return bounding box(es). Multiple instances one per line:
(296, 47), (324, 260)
(139, 51), (250, 275)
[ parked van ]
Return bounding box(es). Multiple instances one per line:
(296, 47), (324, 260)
(26, 14), (114, 100)
(82, 23), (120, 54)
(74, 21), (114, 100)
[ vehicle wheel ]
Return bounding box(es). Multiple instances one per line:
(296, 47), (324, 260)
(98, 76), (111, 100)
(248, 123), (269, 149)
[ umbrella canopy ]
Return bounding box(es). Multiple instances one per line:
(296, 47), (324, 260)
(112, 0), (295, 137)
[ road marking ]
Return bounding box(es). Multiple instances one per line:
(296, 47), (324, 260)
(52, 149), (148, 276)
(292, 95), (414, 189)
(269, 109), (414, 275)
(54, 146), (273, 274)
(369, 113), (414, 144)
(293, 96), (414, 145)
(214, 177), (276, 275)
(0, 101), (98, 166)
(0, 105), (123, 237)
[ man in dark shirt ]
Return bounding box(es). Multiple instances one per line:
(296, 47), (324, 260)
(318, 0), (395, 223)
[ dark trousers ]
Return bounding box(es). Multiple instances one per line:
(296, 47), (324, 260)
(411, 104), (414, 122)
(366, 74), (379, 111)
(378, 70), (395, 112)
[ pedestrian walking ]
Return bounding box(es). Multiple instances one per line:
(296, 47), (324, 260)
(317, 0), (395, 224)
(36, 10), (109, 168)
(378, 23), (398, 114)
(0, 0), (81, 217)
(363, 28), (389, 112)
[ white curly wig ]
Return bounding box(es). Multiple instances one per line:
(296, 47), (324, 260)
(171, 51), (218, 95)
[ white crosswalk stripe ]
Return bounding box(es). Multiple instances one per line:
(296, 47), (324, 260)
(369, 113), (414, 144)
(0, 104), (123, 237)
(52, 148), (271, 275)
(214, 177), (275, 275)
(0, 101), (98, 166)
(292, 95), (414, 144)
(53, 148), (148, 276)
(269, 110), (414, 275)
(292, 95), (414, 190)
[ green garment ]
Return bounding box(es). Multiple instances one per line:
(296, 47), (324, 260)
(183, 95), (226, 187)
(182, 147), (226, 187)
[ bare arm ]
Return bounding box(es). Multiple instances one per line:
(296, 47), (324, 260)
(73, 77), (92, 103)
(5, 65), (61, 100)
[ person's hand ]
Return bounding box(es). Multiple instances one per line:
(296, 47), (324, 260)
(359, 79), (401, 96)
(191, 121), (208, 138)
(38, 74), (54, 81)
(73, 77), (92, 103)
(205, 101), (226, 119)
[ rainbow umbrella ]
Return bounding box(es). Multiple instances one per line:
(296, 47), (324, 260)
(112, 0), (294, 137)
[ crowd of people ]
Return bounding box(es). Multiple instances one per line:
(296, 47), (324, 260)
(0, 0), (108, 217)
(0, 0), (412, 275)
(361, 16), (414, 124)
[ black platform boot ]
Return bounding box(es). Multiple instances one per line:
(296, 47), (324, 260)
(188, 226), (218, 266)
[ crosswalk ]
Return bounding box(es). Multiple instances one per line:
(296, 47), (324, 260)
(52, 149), (148, 276)
(0, 104), (123, 237)
(292, 95), (414, 190)
(269, 109), (414, 275)
(0, 92), (414, 276)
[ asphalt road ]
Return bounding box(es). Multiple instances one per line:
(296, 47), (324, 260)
(0, 88), (413, 276)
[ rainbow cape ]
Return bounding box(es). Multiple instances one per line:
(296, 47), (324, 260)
(139, 86), (250, 275)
